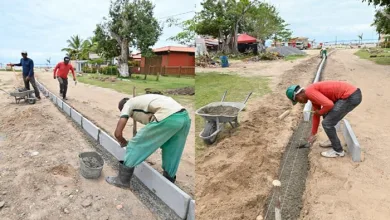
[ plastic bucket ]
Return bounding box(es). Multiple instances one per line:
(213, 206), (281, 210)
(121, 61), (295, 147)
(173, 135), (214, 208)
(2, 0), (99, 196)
(220, 56), (229, 68)
(79, 152), (104, 179)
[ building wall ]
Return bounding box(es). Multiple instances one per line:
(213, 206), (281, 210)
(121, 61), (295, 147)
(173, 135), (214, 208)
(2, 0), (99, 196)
(167, 52), (195, 67)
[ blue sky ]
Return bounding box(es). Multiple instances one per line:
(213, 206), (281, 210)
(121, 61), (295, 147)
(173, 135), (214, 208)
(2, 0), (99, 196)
(0, 0), (379, 65)
(0, 0), (197, 65)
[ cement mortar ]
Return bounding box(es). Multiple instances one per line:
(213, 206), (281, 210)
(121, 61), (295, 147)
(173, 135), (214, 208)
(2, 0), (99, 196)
(199, 106), (240, 116)
(82, 156), (102, 168)
(264, 119), (311, 220)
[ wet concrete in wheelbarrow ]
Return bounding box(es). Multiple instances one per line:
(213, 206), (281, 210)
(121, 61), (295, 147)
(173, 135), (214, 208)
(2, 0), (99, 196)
(263, 119), (311, 220)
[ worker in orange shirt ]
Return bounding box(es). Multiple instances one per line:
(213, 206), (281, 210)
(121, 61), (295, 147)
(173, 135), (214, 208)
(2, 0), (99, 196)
(53, 56), (76, 100)
(286, 81), (362, 158)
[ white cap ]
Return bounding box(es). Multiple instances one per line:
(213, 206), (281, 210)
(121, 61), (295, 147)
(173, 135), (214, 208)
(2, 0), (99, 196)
(21, 51), (27, 54)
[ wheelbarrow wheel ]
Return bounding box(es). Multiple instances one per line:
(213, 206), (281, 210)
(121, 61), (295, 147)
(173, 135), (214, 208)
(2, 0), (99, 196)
(202, 121), (218, 145)
(28, 99), (36, 104)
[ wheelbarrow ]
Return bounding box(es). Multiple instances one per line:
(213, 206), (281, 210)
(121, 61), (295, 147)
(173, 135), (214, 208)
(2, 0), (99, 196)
(0, 88), (36, 104)
(195, 91), (252, 145)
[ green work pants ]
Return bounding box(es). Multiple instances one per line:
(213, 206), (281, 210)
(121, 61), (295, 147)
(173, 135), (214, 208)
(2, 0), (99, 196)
(124, 111), (191, 178)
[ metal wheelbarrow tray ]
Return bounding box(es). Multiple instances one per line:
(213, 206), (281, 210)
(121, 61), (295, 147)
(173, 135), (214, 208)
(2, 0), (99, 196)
(195, 91), (252, 145)
(1, 88), (36, 104)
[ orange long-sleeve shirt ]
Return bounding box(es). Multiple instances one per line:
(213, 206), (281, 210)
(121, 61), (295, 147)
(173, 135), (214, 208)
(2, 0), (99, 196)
(53, 62), (75, 79)
(305, 81), (357, 135)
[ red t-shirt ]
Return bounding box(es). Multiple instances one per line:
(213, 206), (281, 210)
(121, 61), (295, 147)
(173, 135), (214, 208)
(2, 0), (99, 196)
(305, 81), (357, 135)
(53, 62), (75, 79)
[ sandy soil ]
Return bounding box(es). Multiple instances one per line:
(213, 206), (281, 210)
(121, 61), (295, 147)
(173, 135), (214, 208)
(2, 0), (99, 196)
(196, 50), (319, 89)
(301, 49), (390, 219)
(0, 72), (157, 220)
(195, 55), (321, 220)
(33, 72), (195, 197)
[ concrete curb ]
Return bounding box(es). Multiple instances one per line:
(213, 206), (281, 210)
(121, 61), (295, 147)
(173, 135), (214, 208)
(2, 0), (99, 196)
(340, 119), (361, 162)
(35, 80), (194, 219)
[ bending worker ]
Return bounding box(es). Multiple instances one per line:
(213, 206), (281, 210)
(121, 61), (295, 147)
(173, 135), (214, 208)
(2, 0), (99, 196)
(53, 56), (76, 100)
(10, 51), (41, 99)
(286, 81), (362, 158)
(106, 94), (191, 188)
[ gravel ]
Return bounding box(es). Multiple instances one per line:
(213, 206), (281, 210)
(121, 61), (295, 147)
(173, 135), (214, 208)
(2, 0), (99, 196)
(268, 46), (306, 57)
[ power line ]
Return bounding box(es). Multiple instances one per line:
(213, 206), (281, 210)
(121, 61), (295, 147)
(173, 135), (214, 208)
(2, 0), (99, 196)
(157, 11), (195, 20)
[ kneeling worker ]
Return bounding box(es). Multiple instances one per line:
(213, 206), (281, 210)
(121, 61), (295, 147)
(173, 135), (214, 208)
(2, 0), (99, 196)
(106, 94), (191, 188)
(286, 81), (362, 158)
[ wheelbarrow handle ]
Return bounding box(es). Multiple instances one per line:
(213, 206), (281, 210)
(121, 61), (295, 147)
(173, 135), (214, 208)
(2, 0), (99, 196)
(221, 90), (227, 102)
(243, 92), (253, 104)
(0, 88), (10, 95)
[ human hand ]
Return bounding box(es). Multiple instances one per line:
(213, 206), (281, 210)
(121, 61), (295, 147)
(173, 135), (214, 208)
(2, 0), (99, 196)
(54, 76), (56, 79)
(26, 76), (30, 81)
(73, 78), (76, 81)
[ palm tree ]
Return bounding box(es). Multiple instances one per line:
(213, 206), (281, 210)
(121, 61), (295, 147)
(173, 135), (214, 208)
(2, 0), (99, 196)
(61, 35), (85, 60)
(358, 33), (363, 45)
(81, 37), (99, 59)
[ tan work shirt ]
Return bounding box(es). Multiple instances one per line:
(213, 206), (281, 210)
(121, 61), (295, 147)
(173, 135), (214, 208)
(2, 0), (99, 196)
(120, 94), (184, 125)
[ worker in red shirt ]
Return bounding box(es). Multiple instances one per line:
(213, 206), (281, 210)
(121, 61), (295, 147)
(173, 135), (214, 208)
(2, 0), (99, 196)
(286, 81), (362, 158)
(53, 56), (76, 100)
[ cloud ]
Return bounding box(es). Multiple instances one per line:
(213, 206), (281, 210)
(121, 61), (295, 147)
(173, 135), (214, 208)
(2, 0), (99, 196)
(0, 0), (197, 63)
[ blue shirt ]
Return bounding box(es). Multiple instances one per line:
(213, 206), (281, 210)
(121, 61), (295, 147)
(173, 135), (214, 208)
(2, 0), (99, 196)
(14, 58), (34, 77)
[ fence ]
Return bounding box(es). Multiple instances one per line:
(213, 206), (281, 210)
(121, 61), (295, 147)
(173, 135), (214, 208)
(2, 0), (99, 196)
(140, 65), (195, 77)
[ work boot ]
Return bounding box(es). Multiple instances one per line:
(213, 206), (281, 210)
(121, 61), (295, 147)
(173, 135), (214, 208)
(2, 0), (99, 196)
(106, 161), (134, 188)
(163, 171), (176, 183)
(319, 140), (332, 148)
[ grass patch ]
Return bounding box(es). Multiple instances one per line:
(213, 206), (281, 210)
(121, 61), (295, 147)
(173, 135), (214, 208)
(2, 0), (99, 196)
(77, 73), (194, 105)
(284, 54), (307, 61)
(195, 72), (271, 155)
(355, 49), (390, 65)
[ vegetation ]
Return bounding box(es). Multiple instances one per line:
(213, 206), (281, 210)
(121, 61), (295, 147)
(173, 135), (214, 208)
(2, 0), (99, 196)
(195, 72), (270, 154)
(77, 73), (194, 105)
(284, 54), (306, 61)
(61, 35), (96, 60)
(355, 48), (390, 65)
(168, 0), (291, 54)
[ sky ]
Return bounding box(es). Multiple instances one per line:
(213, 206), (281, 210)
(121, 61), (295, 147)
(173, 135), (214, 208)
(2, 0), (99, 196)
(0, 0), (199, 65)
(0, 0), (379, 65)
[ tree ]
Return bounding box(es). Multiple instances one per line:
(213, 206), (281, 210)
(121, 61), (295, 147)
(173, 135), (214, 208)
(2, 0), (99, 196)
(93, 24), (121, 61)
(100, 0), (162, 77)
(195, 0), (290, 54)
(61, 35), (88, 60)
(358, 33), (364, 44)
(245, 3), (291, 45)
(46, 57), (51, 66)
(362, 0), (390, 6)
(372, 7), (390, 34)
(167, 17), (197, 46)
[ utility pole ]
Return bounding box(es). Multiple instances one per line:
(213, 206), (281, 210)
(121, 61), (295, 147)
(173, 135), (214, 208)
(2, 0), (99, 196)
(335, 36), (337, 46)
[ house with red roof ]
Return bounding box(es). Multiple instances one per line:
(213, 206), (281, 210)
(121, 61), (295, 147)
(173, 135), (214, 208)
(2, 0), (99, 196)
(140, 46), (195, 76)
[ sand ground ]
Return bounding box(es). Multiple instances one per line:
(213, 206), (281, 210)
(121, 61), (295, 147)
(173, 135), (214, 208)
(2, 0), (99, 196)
(301, 49), (390, 220)
(34, 72), (195, 197)
(0, 72), (157, 220)
(195, 55), (322, 220)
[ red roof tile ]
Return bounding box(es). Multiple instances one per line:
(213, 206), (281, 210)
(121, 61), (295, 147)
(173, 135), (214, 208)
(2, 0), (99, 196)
(153, 46), (195, 53)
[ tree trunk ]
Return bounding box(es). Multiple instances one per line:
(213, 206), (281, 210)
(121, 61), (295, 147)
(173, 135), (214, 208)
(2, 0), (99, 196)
(232, 23), (239, 54)
(119, 39), (129, 77)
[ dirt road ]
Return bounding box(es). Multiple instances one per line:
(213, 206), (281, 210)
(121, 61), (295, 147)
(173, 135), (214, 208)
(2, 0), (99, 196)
(196, 50), (319, 89)
(34, 72), (195, 197)
(196, 56), (321, 220)
(0, 72), (157, 220)
(301, 49), (390, 219)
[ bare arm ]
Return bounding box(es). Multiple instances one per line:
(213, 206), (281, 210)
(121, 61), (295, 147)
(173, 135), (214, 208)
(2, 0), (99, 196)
(114, 117), (129, 147)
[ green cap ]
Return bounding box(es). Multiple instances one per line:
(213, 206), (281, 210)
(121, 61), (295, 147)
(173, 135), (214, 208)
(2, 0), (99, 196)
(286, 85), (300, 105)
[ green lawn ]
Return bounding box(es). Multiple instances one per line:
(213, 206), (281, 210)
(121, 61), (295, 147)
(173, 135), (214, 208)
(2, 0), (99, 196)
(195, 72), (271, 155)
(77, 73), (194, 106)
(284, 54), (307, 61)
(355, 48), (390, 65)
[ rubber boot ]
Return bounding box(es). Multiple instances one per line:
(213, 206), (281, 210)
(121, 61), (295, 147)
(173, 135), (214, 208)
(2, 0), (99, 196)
(106, 161), (134, 188)
(163, 171), (176, 183)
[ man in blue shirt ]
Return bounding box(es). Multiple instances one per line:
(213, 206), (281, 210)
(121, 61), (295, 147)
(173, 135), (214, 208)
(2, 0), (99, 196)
(11, 51), (41, 99)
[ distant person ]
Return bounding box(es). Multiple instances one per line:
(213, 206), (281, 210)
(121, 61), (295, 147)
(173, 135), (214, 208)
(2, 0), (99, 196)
(53, 56), (76, 100)
(106, 94), (191, 188)
(285, 81), (362, 158)
(10, 51), (41, 99)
